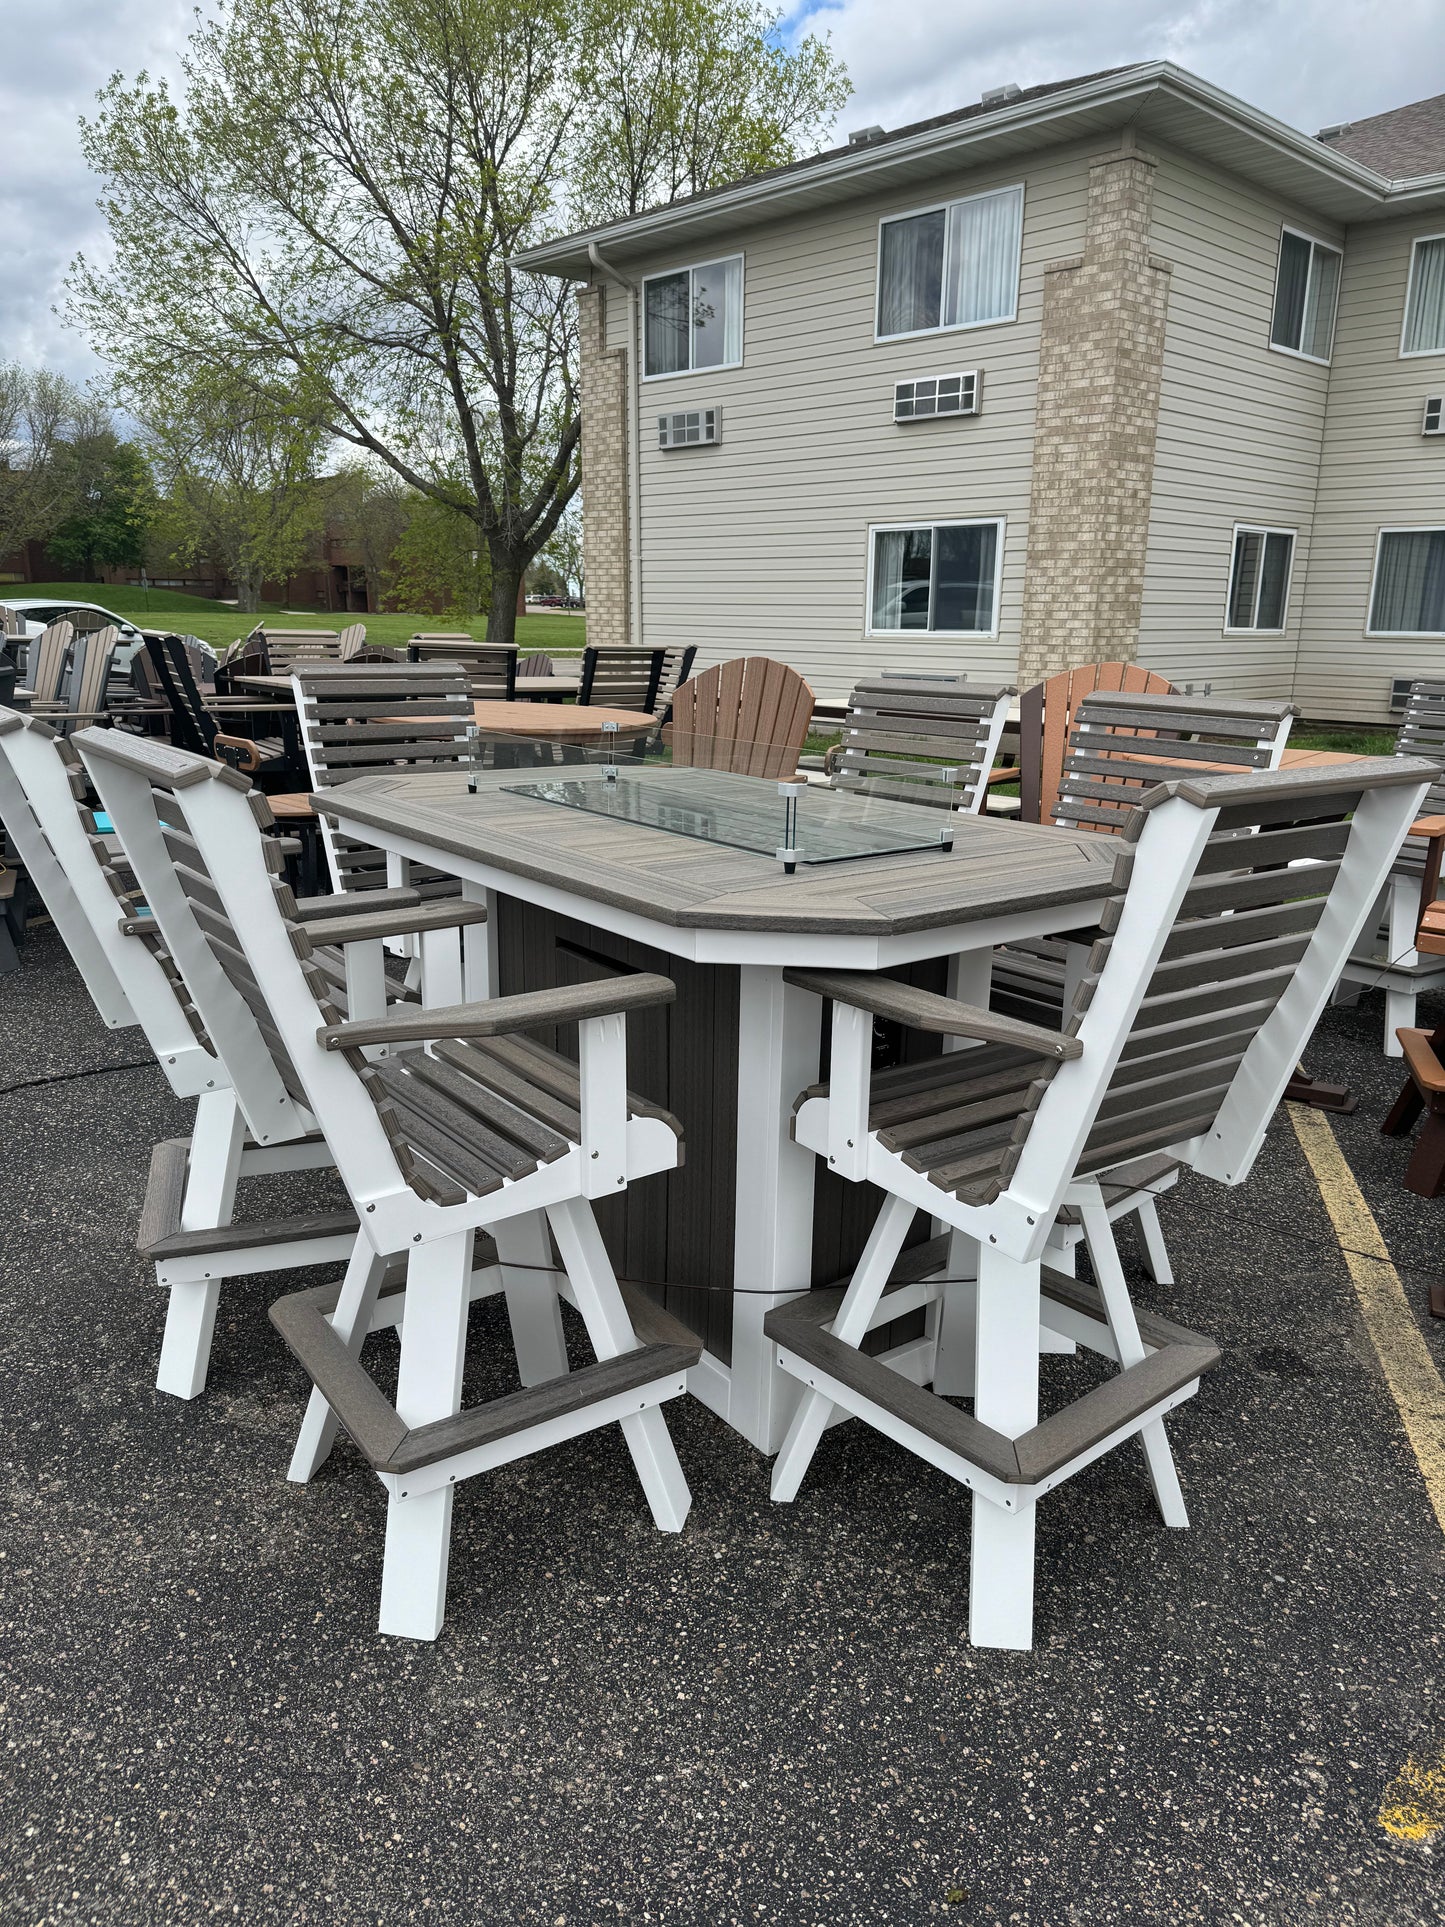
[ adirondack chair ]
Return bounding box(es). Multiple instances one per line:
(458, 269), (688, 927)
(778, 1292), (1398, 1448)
(0, 707), (389, 1391)
(405, 637), (517, 699)
(769, 756), (1433, 1650)
(291, 663), (486, 999)
(70, 721), (489, 1396)
(577, 646), (667, 713)
(29, 626), (119, 735)
(1335, 680), (1445, 1053)
(338, 622), (373, 661)
(670, 657), (814, 779)
(1014, 661), (1177, 824)
(90, 729), (698, 1640)
(824, 675), (1014, 813)
(145, 633), (293, 780)
(517, 650), (554, 677)
(13, 619), (73, 709)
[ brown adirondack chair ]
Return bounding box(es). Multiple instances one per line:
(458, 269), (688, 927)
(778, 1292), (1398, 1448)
(670, 657), (813, 779)
(1014, 661), (1176, 824)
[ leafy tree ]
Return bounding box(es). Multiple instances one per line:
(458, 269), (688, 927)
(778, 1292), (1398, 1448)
(69, 0), (847, 646)
(327, 462), (413, 611)
(540, 506), (584, 598)
(0, 365), (103, 564)
(387, 493), (491, 623)
(139, 374), (325, 611)
(47, 433), (156, 578)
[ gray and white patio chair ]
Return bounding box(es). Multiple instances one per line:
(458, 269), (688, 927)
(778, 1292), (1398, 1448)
(1335, 679), (1445, 1053)
(824, 675), (1014, 813)
(81, 729), (698, 1639)
(0, 708), (372, 1393)
(29, 625), (119, 735)
(768, 757), (1433, 1651)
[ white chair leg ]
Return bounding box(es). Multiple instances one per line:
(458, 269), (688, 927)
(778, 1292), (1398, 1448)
(1385, 987), (1415, 1056)
(155, 1091), (247, 1399)
(492, 1211), (568, 1386)
(1078, 1196), (1189, 1529)
(1133, 1196), (1174, 1287)
(620, 1409), (692, 1531)
(377, 1229), (474, 1640)
(768, 1192), (915, 1499)
(289, 1236), (390, 1484)
(547, 1198), (693, 1530)
(418, 924), (463, 1007)
(968, 1244), (1042, 1651)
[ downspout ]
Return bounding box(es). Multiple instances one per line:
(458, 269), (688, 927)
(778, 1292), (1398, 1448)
(588, 242), (644, 646)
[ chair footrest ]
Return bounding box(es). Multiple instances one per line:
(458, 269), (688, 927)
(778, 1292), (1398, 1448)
(765, 1266), (1219, 1490)
(269, 1276), (703, 1476)
(137, 1137), (358, 1260)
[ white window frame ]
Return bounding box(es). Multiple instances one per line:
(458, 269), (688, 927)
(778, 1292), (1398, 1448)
(873, 184), (1024, 344)
(1365, 525), (1445, 637)
(1267, 225), (1342, 366)
(864, 517), (1006, 638)
(1399, 232), (1445, 359)
(1222, 523), (1298, 635)
(640, 254), (745, 383)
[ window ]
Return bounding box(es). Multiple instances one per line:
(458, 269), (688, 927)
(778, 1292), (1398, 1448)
(1368, 529), (1445, 634)
(876, 186), (1023, 340)
(1269, 228), (1341, 362)
(868, 521), (1003, 634)
(1402, 236), (1445, 356)
(1225, 526), (1296, 632)
(642, 257), (742, 378)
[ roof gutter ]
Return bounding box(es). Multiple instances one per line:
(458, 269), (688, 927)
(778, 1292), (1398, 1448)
(587, 244), (643, 649)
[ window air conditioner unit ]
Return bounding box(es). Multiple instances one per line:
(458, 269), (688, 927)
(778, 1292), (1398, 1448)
(894, 372), (980, 423)
(658, 407), (720, 449)
(1424, 397), (1444, 436)
(1390, 676), (1417, 713)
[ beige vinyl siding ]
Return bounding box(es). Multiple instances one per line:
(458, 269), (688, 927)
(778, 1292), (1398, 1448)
(619, 139), (1096, 700)
(1294, 215), (1445, 721)
(1137, 141), (1337, 702)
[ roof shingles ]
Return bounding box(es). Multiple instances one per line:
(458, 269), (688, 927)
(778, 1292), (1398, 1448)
(1321, 93), (1445, 179)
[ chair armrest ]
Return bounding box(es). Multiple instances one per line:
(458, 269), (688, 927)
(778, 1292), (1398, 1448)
(1409, 815), (1445, 838)
(212, 731), (265, 773)
(296, 899), (488, 949)
(782, 968), (1082, 1060)
(291, 886), (423, 923)
(318, 971), (676, 1051)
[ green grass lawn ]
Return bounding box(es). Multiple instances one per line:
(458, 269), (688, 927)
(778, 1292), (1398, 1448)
(3, 583), (586, 658)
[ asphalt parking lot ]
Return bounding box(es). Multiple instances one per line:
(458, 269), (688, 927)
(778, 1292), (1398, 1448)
(3, 924), (1443, 1925)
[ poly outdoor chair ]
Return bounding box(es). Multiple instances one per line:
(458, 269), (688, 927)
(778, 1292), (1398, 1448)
(257, 627), (343, 672)
(145, 633), (294, 781)
(405, 637), (517, 700)
(1012, 661), (1177, 824)
(88, 730), (699, 1641)
(72, 721), (489, 1395)
(0, 708), (379, 1393)
(577, 645), (668, 715)
(768, 756), (1434, 1650)
(13, 619), (73, 710)
(291, 662), (482, 952)
(1335, 679), (1445, 1054)
(670, 657), (814, 780)
(824, 675), (1014, 813)
(28, 626), (119, 736)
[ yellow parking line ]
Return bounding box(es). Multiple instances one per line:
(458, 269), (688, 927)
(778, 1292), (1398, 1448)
(1288, 1104), (1445, 1535)
(1287, 1104), (1445, 1844)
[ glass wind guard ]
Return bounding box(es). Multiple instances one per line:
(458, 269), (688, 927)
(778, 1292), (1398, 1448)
(471, 726), (959, 870)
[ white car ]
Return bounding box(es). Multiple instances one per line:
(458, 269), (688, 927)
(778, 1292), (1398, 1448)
(0, 597), (216, 673)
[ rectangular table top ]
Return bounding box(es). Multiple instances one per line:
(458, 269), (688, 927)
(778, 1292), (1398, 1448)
(470, 700), (654, 738)
(229, 670), (584, 700)
(319, 764), (1118, 938)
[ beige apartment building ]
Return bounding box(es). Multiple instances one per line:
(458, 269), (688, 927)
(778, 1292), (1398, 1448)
(516, 62), (1445, 722)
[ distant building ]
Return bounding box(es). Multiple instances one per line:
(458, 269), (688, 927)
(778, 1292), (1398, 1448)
(516, 62), (1445, 720)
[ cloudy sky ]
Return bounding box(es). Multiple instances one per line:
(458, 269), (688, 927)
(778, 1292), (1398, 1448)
(4, 0), (1443, 384)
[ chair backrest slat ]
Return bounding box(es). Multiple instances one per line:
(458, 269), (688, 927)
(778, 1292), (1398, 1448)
(829, 675), (1013, 814)
(404, 638), (516, 699)
(23, 621), (74, 706)
(670, 657), (814, 779)
(1396, 679), (1445, 821)
(259, 628), (343, 672)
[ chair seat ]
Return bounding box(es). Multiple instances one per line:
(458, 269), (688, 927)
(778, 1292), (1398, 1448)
(369, 1033), (683, 1204)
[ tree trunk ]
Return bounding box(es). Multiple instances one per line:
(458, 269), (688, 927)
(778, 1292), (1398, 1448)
(235, 564), (261, 613)
(485, 553), (524, 649)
